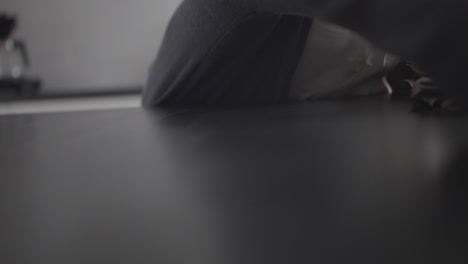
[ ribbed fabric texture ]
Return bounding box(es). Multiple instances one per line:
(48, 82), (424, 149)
(143, 0), (311, 106)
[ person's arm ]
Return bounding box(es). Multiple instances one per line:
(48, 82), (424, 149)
(241, 0), (468, 103)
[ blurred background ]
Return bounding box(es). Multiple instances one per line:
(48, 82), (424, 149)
(0, 0), (182, 114)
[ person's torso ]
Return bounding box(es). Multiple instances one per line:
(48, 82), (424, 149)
(143, 0), (312, 106)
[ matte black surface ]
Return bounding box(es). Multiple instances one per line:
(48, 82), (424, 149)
(1, 99), (467, 264)
(0, 78), (41, 101)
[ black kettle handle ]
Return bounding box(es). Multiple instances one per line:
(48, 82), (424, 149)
(15, 40), (30, 67)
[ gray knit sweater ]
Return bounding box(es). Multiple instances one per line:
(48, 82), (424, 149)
(143, 0), (467, 107)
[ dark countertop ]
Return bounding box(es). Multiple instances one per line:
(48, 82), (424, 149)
(1, 99), (467, 264)
(0, 86), (142, 102)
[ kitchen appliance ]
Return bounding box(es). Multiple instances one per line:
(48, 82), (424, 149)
(0, 13), (40, 99)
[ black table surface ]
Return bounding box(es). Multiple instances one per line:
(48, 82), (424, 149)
(1, 99), (467, 264)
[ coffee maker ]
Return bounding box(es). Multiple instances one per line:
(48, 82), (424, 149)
(0, 13), (40, 99)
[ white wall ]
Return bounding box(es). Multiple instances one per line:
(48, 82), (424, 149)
(3, 0), (182, 92)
